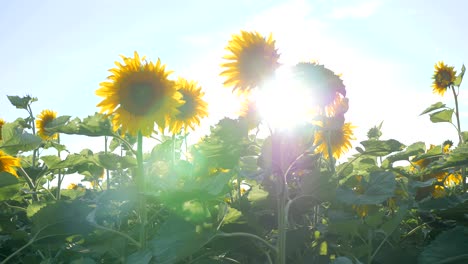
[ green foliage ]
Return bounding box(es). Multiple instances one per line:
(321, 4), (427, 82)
(0, 121), (42, 155)
(419, 226), (468, 264)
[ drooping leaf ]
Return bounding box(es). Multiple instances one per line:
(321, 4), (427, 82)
(337, 171), (396, 205)
(95, 152), (136, 170)
(0, 122), (42, 155)
(418, 226), (468, 264)
(420, 102), (446, 115)
(453, 64), (466, 87)
(26, 202), (48, 218)
(429, 109), (453, 123)
(359, 139), (405, 156)
(418, 193), (468, 211)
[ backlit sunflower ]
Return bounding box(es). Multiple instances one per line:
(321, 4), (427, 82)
(168, 78), (208, 134)
(96, 51), (183, 136)
(220, 31), (280, 94)
(432, 61), (456, 96)
(0, 118), (5, 140)
(239, 97), (261, 130)
(294, 62), (346, 107)
(0, 150), (21, 177)
(325, 94), (349, 117)
(36, 109), (58, 140)
(313, 116), (355, 159)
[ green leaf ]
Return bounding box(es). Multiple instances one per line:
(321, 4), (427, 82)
(70, 258), (96, 264)
(0, 122), (42, 155)
(418, 193), (468, 211)
(126, 249), (152, 264)
(148, 215), (217, 264)
(461, 131), (468, 143)
(0, 172), (19, 187)
(95, 152), (136, 170)
(31, 200), (93, 239)
(48, 113), (114, 137)
(453, 64), (466, 87)
(7, 95), (35, 110)
(420, 102), (446, 115)
(384, 141), (426, 165)
(332, 257), (354, 264)
(0, 172), (21, 201)
(359, 139), (405, 156)
(429, 109), (453, 123)
(44, 115), (71, 131)
(419, 226), (468, 264)
(26, 202), (48, 218)
(337, 171), (396, 205)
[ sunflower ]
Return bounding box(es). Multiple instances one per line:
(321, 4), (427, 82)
(313, 116), (355, 159)
(0, 150), (21, 177)
(220, 31), (280, 94)
(168, 78), (208, 134)
(36, 109), (58, 140)
(325, 94), (349, 117)
(239, 97), (262, 130)
(96, 51), (183, 136)
(432, 61), (456, 96)
(293, 62), (346, 107)
(0, 118), (5, 140)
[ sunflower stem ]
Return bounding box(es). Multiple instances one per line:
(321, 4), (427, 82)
(451, 85), (466, 192)
(136, 131), (147, 248)
(56, 135), (62, 200)
(104, 136), (110, 190)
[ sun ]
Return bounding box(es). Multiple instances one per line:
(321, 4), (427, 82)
(254, 68), (315, 129)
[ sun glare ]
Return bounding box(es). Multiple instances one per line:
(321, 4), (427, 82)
(255, 69), (314, 129)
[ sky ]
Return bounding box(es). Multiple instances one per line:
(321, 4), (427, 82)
(1, 0), (468, 160)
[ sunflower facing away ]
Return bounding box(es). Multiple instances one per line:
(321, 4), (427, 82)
(168, 78), (208, 134)
(313, 116), (355, 159)
(220, 31), (280, 94)
(96, 51), (183, 136)
(294, 62), (346, 108)
(0, 150), (21, 177)
(0, 118), (5, 140)
(36, 109), (58, 140)
(239, 97), (262, 130)
(432, 61), (456, 96)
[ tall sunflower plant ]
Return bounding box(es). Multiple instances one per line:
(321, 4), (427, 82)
(0, 31), (467, 264)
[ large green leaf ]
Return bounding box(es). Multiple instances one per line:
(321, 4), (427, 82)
(418, 226), (468, 264)
(148, 215), (217, 264)
(429, 109), (453, 123)
(383, 142), (426, 166)
(0, 172), (21, 201)
(420, 102), (446, 115)
(95, 152), (136, 170)
(337, 171), (396, 205)
(418, 193), (468, 211)
(425, 143), (468, 172)
(359, 139), (405, 156)
(7, 95), (36, 110)
(0, 122), (42, 155)
(47, 113), (114, 137)
(31, 200), (93, 239)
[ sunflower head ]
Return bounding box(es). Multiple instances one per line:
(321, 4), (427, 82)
(96, 51), (183, 136)
(313, 115), (355, 159)
(432, 61), (456, 96)
(221, 31), (280, 94)
(325, 94), (349, 117)
(294, 62), (346, 108)
(0, 118), (5, 140)
(239, 97), (262, 130)
(168, 78), (208, 134)
(442, 140), (453, 153)
(0, 150), (21, 177)
(36, 109), (58, 140)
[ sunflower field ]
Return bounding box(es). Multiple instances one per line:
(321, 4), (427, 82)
(0, 31), (467, 264)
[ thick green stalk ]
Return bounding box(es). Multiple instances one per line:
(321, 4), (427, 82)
(136, 131), (147, 248)
(105, 136), (110, 190)
(276, 172), (287, 264)
(451, 86), (466, 192)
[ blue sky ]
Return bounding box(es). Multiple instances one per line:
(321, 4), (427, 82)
(1, 0), (468, 155)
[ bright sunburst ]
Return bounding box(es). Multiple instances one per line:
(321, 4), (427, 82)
(254, 69), (315, 129)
